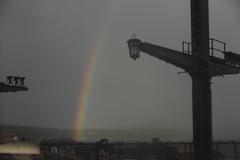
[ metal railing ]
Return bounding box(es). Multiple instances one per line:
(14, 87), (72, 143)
(182, 41), (192, 54)
(182, 38), (227, 58)
(209, 38), (226, 57)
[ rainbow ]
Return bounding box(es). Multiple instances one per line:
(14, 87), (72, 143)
(72, 11), (114, 140)
(72, 1), (115, 141)
(72, 34), (102, 141)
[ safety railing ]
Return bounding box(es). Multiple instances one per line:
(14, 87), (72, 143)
(182, 41), (192, 54)
(209, 38), (226, 57)
(182, 38), (227, 58)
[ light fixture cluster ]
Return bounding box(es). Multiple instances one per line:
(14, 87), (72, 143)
(6, 76), (26, 86)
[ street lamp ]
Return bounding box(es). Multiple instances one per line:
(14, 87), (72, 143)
(127, 38), (141, 60)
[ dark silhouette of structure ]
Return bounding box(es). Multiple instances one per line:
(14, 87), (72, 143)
(40, 140), (240, 160)
(127, 1), (240, 160)
(0, 76), (28, 93)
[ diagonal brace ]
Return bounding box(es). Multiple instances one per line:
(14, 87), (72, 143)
(140, 42), (202, 73)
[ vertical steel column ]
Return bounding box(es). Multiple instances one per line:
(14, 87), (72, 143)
(215, 142), (220, 160)
(191, 72), (212, 160)
(190, 0), (212, 160)
(118, 144), (121, 160)
(191, 0), (210, 60)
(233, 141), (238, 160)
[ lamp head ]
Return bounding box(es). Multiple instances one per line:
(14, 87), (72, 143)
(127, 38), (141, 60)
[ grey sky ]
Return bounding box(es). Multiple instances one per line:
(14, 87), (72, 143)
(0, 0), (240, 140)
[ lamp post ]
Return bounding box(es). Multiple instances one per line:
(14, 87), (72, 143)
(126, 0), (240, 160)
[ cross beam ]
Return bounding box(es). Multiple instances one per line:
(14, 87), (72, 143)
(127, 0), (240, 160)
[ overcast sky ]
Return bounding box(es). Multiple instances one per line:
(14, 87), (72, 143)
(0, 0), (240, 140)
